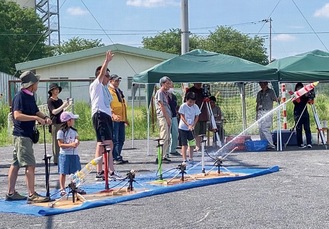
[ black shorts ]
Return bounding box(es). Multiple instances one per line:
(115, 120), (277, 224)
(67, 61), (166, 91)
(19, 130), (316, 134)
(178, 129), (194, 146)
(92, 111), (113, 142)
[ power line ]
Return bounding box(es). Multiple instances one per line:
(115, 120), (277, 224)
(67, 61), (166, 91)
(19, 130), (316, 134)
(291, 0), (328, 51)
(4, 31), (329, 36)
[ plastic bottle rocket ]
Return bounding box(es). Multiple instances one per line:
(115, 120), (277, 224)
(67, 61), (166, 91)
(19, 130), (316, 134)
(292, 81), (318, 101)
(69, 156), (102, 186)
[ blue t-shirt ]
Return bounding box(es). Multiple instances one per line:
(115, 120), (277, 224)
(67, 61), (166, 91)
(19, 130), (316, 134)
(12, 90), (39, 139)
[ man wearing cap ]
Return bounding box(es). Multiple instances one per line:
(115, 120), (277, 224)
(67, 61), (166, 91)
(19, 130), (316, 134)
(256, 81), (278, 150)
(108, 74), (129, 164)
(154, 76), (173, 163)
(89, 50), (119, 181)
(47, 83), (70, 165)
(6, 70), (52, 203)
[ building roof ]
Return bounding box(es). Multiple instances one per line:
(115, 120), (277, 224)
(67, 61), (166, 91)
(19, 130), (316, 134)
(15, 43), (177, 70)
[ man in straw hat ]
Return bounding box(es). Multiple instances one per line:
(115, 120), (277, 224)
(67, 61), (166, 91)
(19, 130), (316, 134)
(6, 70), (52, 204)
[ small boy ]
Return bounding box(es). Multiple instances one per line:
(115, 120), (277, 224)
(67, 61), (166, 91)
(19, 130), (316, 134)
(57, 111), (85, 196)
(178, 92), (201, 164)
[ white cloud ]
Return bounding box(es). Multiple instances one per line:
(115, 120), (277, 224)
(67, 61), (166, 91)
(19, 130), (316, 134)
(314, 3), (329, 18)
(273, 34), (296, 42)
(126, 0), (179, 8)
(67, 7), (88, 16)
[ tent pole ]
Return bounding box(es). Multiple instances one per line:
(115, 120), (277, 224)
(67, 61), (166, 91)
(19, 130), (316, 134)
(277, 81), (282, 151)
(238, 82), (247, 131)
(147, 84), (150, 156)
(131, 91), (134, 148)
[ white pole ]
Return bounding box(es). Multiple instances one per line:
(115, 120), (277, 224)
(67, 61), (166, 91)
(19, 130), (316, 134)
(181, 0), (189, 55)
(131, 90), (134, 148)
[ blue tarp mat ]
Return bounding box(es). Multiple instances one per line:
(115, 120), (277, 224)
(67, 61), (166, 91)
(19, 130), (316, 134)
(0, 165), (279, 216)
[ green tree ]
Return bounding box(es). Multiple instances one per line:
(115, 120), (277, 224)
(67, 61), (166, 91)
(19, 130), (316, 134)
(0, 0), (50, 75)
(142, 28), (202, 55)
(53, 37), (104, 55)
(142, 26), (268, 64)
(202, 26), (269, 65)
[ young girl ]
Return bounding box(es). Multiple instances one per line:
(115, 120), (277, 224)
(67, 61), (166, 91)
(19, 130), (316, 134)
(57, 111), (85, 196)
(178, 92), (201, 164)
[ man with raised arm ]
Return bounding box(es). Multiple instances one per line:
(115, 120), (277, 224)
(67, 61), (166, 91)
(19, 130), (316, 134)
(89, 50), (119, 181)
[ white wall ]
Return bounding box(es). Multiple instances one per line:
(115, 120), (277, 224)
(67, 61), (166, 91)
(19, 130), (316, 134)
(33, 52), (161, 104)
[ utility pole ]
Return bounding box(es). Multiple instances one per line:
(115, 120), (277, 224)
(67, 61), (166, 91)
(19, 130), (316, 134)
(263, 18), (272, 62)
(181, 0), (189, 55)
(269, 17), (272, 62)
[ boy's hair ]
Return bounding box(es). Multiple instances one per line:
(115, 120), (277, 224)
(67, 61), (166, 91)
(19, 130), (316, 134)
(95, 66), (110, 77)
(185, 92), (196, 101)
(209, 96), (216, 102)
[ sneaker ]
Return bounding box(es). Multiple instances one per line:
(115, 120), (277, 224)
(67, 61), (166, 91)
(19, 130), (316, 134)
(307, 144), (312, 148)
(121, 159), (129, 164)
(109, 171), (124, 181)
(170, 151), (181, 156)
(181, 160), (188, 165)
(162, 157), (171, 163)
(114, 159), (129, 164)
(95, 170), (105, 181)
(5, 191), (27, 201)
(27, 192), (50, 204)
(299, 144), (307, 149)
(113, 160), (124, 165)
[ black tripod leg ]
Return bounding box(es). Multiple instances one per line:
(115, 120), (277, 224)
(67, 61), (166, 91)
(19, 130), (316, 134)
(42, 125), (52, 198)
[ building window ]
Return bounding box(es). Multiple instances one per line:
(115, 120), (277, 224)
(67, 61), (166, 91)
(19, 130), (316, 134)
(128, 77), (145, 89)
(128, 96), (146, 101)
(49, 77), (69, 89)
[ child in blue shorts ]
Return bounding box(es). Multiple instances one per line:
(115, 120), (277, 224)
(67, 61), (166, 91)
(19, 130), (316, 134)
(57, 111), (85, 196)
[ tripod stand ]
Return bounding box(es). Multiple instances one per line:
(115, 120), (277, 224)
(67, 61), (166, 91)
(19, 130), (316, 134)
(200, 98), (222, 148)
(113, 170), (146, 194)
(42, 125), (52, 199)
(48, 181), (86, 208)
(285, 103), (326, 148)
(166, 163), (197, 184)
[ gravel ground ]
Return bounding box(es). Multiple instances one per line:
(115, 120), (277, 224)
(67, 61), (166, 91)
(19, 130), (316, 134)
(0, 139), (329, 229)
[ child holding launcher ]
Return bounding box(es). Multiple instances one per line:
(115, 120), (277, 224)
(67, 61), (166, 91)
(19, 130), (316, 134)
(178, 92), (201, 165)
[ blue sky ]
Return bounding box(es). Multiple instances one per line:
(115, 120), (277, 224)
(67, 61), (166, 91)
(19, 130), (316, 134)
(57, 0), (329, 59)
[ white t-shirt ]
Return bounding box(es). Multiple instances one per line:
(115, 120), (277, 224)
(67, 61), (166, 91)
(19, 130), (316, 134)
(57, 128), (79, 155)
(89, 78), (113, 116)
(178, 103), (201, 131)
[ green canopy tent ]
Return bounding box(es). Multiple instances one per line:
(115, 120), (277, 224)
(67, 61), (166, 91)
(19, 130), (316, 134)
(268, 50), (329, 82)
(131, 49), (280, 154)
(133, 49), (278, 84)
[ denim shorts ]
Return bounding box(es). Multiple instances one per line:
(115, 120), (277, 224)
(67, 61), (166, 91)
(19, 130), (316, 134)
(58, 154), (81, 175)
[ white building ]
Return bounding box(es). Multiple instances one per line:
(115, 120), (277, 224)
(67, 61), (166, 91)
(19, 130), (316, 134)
(15, 44), (176, 105)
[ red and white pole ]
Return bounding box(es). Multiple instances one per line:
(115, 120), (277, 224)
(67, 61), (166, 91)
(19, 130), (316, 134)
(281, 83), (287, 129)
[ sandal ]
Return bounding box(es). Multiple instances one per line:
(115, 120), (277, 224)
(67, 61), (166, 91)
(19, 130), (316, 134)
(60, 190), (66, 196)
